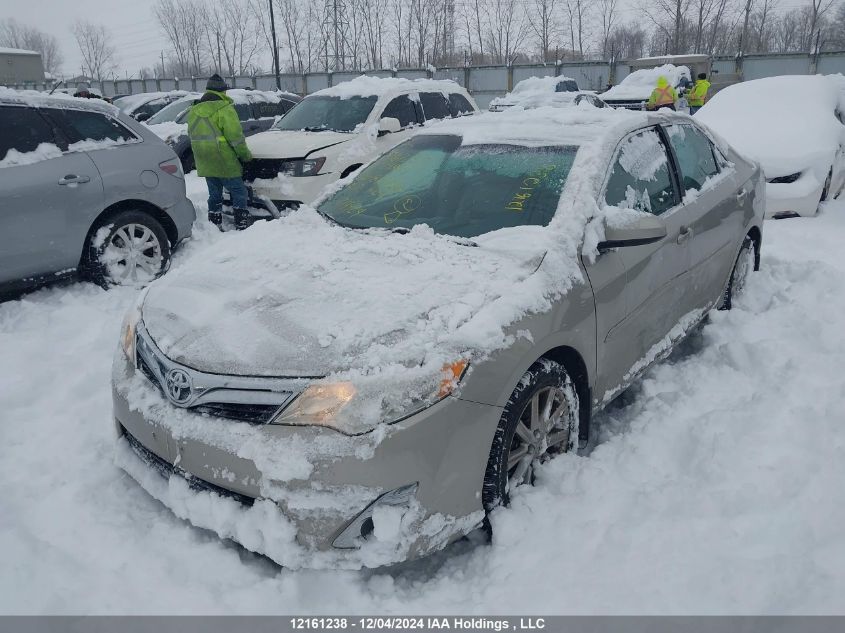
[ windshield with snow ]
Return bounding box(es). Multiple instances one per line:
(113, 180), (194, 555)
(318, 134), (578, 239)
(272, 95), (377, 133)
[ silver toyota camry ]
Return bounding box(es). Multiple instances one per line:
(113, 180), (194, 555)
(112, 106), (764, 569)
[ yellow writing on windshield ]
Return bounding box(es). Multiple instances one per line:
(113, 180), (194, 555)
(505, 164), (557, 212)
(384, 195), (421, 224)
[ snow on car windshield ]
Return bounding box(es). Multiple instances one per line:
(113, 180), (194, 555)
(319, 134), (578, 238)
(273, 95), (377, 132)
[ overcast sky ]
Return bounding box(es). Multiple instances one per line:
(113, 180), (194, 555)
(1, 0), (173, 78)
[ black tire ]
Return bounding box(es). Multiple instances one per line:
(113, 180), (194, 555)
(482, 359), (579, 513)
(719, 235), (756, 311)
(82, 210), (171, 288)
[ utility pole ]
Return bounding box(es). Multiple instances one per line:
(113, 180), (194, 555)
(268, 0), (281, 88)
(160, 50), (165, 78)
(216, 30), (222, 74)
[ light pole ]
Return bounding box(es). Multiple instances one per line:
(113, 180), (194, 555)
(269, 0), (281, 89)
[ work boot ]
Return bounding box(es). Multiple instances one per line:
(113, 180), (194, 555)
(234, 208), (252, 231)
(208, 209), (223, 228)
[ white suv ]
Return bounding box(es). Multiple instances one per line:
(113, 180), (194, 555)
(244, 76), (478, 213)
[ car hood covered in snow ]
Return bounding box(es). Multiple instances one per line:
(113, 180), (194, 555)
(697, 74), (845, 177)
(247, 129), (353, 159)
(142, 211), (555, 380)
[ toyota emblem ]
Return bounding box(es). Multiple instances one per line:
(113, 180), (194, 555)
(164, 368), (193, 405)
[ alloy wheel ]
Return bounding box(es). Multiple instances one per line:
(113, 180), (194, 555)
(101, 223), (164, 285)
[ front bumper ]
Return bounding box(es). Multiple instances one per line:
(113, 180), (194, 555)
(250, 171), (338, 210)
(765, 170), (825, 218)
(111, 348), (496, 569)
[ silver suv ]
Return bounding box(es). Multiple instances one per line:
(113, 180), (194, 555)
(0, 91), (196, 296)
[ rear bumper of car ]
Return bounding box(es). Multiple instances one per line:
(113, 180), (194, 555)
(111, 348), (497, 569)
(167, 196), (197, 241)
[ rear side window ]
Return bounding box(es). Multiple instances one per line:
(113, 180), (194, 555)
(0, 106), (57, 160)
(666, 124), (719, 192)
(605, 127), (677, 215)
(234, 103), (252, 121)
(253, 101), (292, 118)
(556, 80), (579, 92)
(47, 108), (136, 143)
(448, 93), (474, 116)
(381, 95), (419, 128)
(419, 92), (451, 121)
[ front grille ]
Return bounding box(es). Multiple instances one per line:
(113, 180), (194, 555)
(243, 158), (294, 181)
(122, 424), (255, 506)
(194, 402), (283, 424)
(605, 100), (647, 110)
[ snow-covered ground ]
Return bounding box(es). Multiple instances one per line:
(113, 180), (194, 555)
(1, 174), (844, 614)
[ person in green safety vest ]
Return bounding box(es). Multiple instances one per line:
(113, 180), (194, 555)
(687, 73), (711, 114)
(646, 76), (678, 111)
(187, 74), (254, 230)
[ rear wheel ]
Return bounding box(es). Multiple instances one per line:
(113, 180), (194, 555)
(82, 210), (171, 288)
(719, 235), (756, 310)
(482, 360), (579, 513)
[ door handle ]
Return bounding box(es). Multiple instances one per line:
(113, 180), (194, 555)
(58, 175), (91, 185)
(736, 188), (748, 204)
(677, 226), (694, 244)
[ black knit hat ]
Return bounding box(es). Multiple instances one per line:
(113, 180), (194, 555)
(206, 73), (229, 92)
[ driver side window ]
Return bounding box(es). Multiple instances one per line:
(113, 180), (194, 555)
(381, 95), (419, 129)
(604, 128), (677, 215)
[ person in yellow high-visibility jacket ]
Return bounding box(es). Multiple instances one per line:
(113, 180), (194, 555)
(687, 73), (711, 114)
(646, 76), (678, 111)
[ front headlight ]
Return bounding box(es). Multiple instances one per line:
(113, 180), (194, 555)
(271, 359), (468, 433)
(119, 289), (147, 363)
(767, 172), (802, 184)
(294, 157), (326, 176)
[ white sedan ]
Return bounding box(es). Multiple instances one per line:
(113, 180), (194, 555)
(698, 74), (845, 218)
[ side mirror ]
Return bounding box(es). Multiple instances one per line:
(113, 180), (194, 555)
(598, 213), (667, 251)
(378, 117), (402, 136)
(134, 112), (151, 122)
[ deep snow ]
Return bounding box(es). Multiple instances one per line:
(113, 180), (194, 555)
(1, 175), (845, 613)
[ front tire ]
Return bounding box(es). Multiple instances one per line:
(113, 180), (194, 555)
(82, 210), (171, 288)
(482, 360), (579, 513)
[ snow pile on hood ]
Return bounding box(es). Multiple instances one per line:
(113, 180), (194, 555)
(697, 74), (845, 177)
(511, 75), (576, 94)
(316, 75), (463, 99)
(603, 64), (690, 101)
(142, 106), (648, 432)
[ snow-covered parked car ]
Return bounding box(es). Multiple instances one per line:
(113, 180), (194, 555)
(113, 91), (191, 122)
(0, 88), (195, 296)
(489, 75), (606, 111)
(698, 74), (845, 218)
(602, 63), (692, 110)
(243, 76), (478, 213)
(113, 105), (764, 569)
(145, 89), (301, 172)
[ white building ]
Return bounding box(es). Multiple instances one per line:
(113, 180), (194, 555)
(0, 47), (45, 85)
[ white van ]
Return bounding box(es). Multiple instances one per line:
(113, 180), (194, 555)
(244, 76), (478, 213)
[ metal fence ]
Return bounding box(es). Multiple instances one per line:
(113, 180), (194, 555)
(7, 51), (845, 109)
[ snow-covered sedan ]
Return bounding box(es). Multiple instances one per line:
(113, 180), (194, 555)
(113, 91), (191, 122)
(602, 63), (692, 110)
(489, 75), (605, 111)
(698, 74), (845, 218)
(243, 76), (478, 213)
(112, 106), (763, 569)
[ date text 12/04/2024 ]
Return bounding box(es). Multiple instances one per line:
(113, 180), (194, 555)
(290, 617), (548, 630)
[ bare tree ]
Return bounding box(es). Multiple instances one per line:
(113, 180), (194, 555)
(563, 0), (590, 58)
(154, 0), (208, 76)
(806, 0), (836, 51)
(485, 0), (531, 63)
(72, 20), (117, 82)
(0, 19), (63, 75)
(641, 0), (691, 53)
(527, 0), (559, 62)
(595, 0), (619, 58)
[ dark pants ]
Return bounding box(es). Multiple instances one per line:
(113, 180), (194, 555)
(689, 105), (702, 115)
(206, 176), (248, 211)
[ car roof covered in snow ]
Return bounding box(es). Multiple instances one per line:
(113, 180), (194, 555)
(0, 86), (117, 114)
(313, 75), (472, 101)
(697, 74), (845, 176)
(510, 75), (577, 94)
(113, 90), (191, 113)
(602, 64), (691, 100)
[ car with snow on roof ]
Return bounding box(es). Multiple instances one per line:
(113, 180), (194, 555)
(241, 76), (478, 215)
(698, 74), (845, 218)
(113, 90), (193, 122)
(602, 62), (695, 111)
(489, 75), (605, 111)
(112, 104), (764, 568)
(0, 88), (195, 297)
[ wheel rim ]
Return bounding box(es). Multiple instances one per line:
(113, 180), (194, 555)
(100, 223), (163, 285)
(732, 242), (755, 296)
(507, 386), (574, 492)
